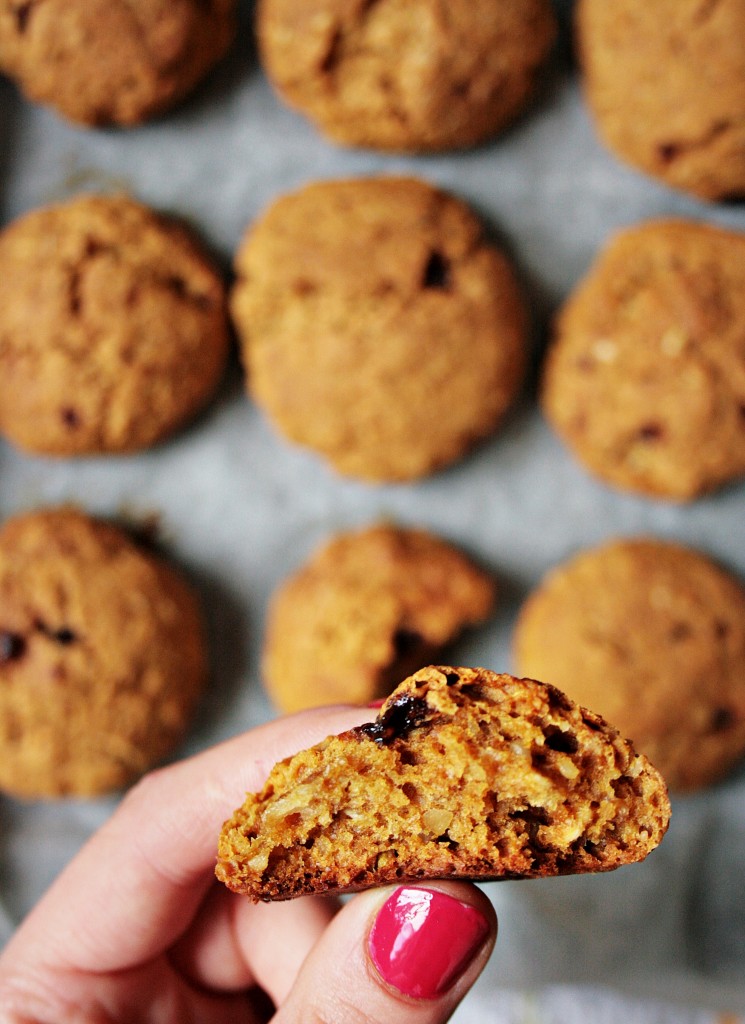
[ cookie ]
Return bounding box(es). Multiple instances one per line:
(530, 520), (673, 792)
(0, 507), (208, 799)
(232, 176), (528, 481)
(576, 0), (745, 201)
(0, 0), (236, 127)
(257, 0), (556, 153)
(541, 219), (745, 500)
(216, 665), (671, 901)
(514, 538), (745, 792)
(263, 524), (495, 713)
(0, 193), (230, 456)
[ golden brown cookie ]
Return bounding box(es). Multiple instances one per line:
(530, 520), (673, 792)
(232, 176), (528, 482)
(263, 524), (495, 713)
(541, 219), (745, 500)
(257, 0), (557, 153)
(576, 0), (745, 201)
(0, 507), (209, 799)
(0, 0), (236, 127)
(216, 666), (671, 901)
(0, 193), (230, 456)
(514, 538), (745, 793)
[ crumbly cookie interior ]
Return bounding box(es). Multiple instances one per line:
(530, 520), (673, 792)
(217, 667), (670, 900)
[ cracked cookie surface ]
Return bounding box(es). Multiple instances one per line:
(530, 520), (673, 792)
(216, 666), (670, 901)
(263, 523), (495, 713)
(514, 538), (745, 792)
(232, 176), (528, 481)
(541, 219), (745, 500)
(258, 0), (556, 152)
(577, 0), (745, 200)
(0, 0), (236, 126)
(0, 507), (208, 798)
(0, 193), (229, 456)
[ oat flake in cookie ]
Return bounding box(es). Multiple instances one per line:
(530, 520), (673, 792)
(0, 0), (236, 127)
(232, 176), (529, 482)
(541, 219), (745, 500)
(263, 523), (495, 713)
(0, 193), (230, 456)
(258, 0), (557, 153)
(0, 507), (209, 799)
(216, 666), (670, 901)
(577, 0), (745, 201)
(514, 538), (745, 793)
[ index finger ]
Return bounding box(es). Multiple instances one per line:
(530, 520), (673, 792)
(4, 705), (373, 975)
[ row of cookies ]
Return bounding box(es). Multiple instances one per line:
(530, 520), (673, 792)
(263, 523), (745, 795)
(1, 182), (744, 500)
(1, 0), (743, 809)
(259, 0), (745, 201)
(2, 506), (743, 801)
(1, 1), (743, 202)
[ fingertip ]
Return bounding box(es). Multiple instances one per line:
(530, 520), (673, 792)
(366, 882), (497, 1002)
(280, 879), (496, 1024)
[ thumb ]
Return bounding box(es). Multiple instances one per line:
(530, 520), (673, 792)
(274, 882), (497, 1024)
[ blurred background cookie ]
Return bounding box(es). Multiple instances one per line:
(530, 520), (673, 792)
(232, 176), (529, 482)
(576, 0), (745, 201)
(263, 523), (495, 713)
(541, 219), (745, 501)
(257, 0), (557, 152)
(0, 193), (230, 456)
(513, 537), (745, 793)
(0, 0), (236, 127)
(0, 507), (208, 799)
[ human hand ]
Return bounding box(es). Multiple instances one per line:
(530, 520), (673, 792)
(0, 705), (497, 1023)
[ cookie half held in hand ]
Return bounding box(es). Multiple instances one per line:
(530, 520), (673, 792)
(216, 666), (671, 902)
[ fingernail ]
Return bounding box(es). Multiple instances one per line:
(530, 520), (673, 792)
(367, 698), (386, 708)
(368, 886), (490, 1000)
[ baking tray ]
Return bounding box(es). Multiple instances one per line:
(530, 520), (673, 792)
(1, 1), (744, 1016)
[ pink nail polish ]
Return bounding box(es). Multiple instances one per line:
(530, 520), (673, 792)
(368, 886), (490, 1000)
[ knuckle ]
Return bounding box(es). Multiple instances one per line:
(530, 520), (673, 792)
(117, 762), (173, 812)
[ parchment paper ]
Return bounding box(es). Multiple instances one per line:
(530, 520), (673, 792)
(1, 2), (744, 1018)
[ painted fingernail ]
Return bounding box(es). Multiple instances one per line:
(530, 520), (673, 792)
(368, 886), (490, 1000)
(367, 698), (386, 708)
